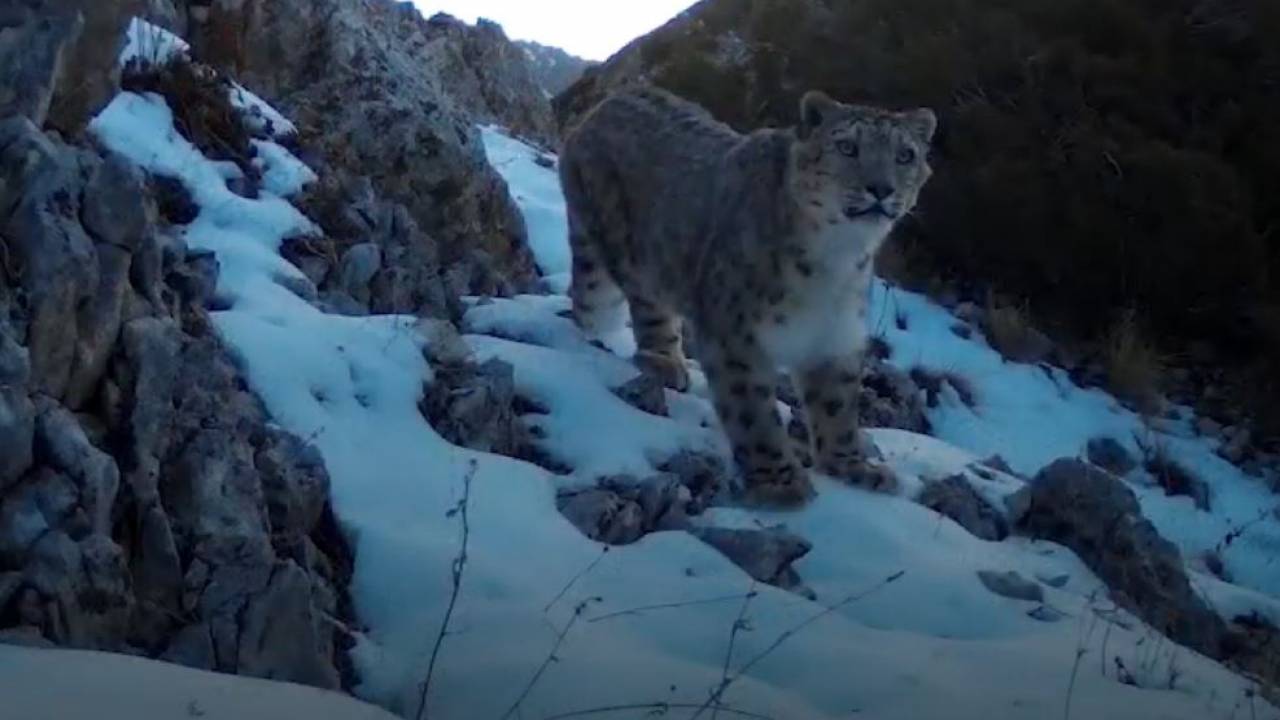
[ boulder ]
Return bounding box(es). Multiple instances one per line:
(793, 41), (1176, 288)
(918, 475), (1008, 541)
(691, 526), (815, 599)
(1010, 458), (1228, 657)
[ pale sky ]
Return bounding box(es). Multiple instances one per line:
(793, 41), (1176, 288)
(413, 1), (695, 61)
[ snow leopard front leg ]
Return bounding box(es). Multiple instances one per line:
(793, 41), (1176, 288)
(797, 354), (899, 493)
(702, 334), (815, 506)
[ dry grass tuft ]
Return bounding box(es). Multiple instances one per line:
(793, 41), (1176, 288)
(982, 294), (1053, 364)
(1105, 310), (1165, 417)
(122, 56), (255, 175)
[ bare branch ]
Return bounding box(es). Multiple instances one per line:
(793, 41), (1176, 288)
(692, 570), (906, 720)
(545, 545), (610, 613)
(503, 597), (602, 720)
(415, 458), (478, 720)
(585, 593), (756, 625)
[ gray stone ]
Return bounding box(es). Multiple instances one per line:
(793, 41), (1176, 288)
(34, 403), (120, 535)
(613, 373), (668, 417)
(1012, 458), (1229, 658)
(557, 488), (647, 545)
(0, 3), (82, 126)
(657, 450), (728, 509)
(187, 0), (541, 292)
(82, 153), (154, 251)
(1087, 436), (1137, 476)
(337, 242), (381, 295)
(162, 623), (216, 671)
(976, 570), (1044, 603)
(918, 475), (1009, 541)
(420, 358), (525, 455)
(691, 526), (814, 598)
(1027, 605), (1067, 623)
(236, 561), (340, 689)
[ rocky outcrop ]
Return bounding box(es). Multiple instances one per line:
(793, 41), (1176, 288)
(176, 0), (542, 294)
(420, 14), (558, 147)
(0, 0), (141, 134)
(919, 475), (1008, 541)
(0, 108), (350, 689)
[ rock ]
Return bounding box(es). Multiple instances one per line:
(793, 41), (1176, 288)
(1, 120), (98, 400)
(1086, 436), (1137, 476)
(33, 402), (120, 534)
(691, 526), (815, 598)
(976, 570), (1044, 603)
(47, 0), (143, 135)
(1027, 605), (1067, 623)
(613, 373), (668, 417)
(337, 242), (381, 298)
(1011, 458), (1229, 657)
(1219, 426), (1251, 464)
(516, 39), (595, 97)
(161, 623), (216, 671)
(420, 358), (526, 455)
(859, 359), (930, 433)
(918, 475), (1009, 541)
(1195, 416), (1223, 438)
(557, 474), (693, 545)
(1146, 455), (1212, 511)
(236, 561), (340, 689)
(657, 450), (729, 511)
(255, 428), (329, 540)
(416, 318), (472, 367)
(0, 625), (55, 648)
(557, 487), (646, 545)
(0, 332), (34, 490)
(0, 2), (82, 126)
(189, 0), (541, 293)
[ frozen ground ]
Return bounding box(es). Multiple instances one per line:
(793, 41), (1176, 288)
(26, 26), (1275, 719)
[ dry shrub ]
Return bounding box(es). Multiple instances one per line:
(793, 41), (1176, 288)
(982, 295), (1053, 364)
(1106, 310), (1165, 417)
(122, 56), (255, 174)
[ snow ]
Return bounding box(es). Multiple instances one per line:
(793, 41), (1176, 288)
(0, 645), (397, 720)
(119, 17), (189, 67)
(232, 83), (299, 138)
(480, 125), (572, 292)
(77, 68), (1278, 720)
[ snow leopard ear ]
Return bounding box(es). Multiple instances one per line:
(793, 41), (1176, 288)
(799, 91), (840, 139)
(903, 108), (938, 145)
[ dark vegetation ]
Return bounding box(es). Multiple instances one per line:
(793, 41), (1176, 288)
(582, 0), (1280, 436)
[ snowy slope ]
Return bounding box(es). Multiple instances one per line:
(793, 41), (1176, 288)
(77, 26), (1276, 719)
(0, 645), (397, 720)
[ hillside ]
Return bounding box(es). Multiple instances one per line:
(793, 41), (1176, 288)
(517, 39), (595, 97)
(2, 2), (1279, 719)
(557, 0), (1280, 443)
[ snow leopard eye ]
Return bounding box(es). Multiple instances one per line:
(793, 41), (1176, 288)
(896, 146), (917, 165)
(836, 140), (859, 158)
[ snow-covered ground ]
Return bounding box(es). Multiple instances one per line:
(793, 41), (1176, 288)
(38, 24), (1276, 718)
(0, 645), (397, 720)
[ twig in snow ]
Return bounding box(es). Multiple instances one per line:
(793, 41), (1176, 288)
(691, 570), (906, 720)
(585, 593), (757, 625)
(1064, 591), (1101, 720)
(414, 458), (477, 720)
(503, 597), (602, 720)
(540, 703), (773, 720)
(545, 545), (610, 613)
(713, 584), (758, 720)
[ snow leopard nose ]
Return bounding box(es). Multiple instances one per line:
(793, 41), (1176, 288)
(866, 183), (894, 201)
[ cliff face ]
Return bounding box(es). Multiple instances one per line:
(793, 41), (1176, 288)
(0, 8), (350, 686)
(0, 0), (563, 689)
(517, 39), (594, 97)
(171, 0), (557, 294)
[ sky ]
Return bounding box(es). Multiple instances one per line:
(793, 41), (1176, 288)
(413, 1), (696, 61)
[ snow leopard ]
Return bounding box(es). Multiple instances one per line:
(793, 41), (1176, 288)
(559, 85), (936, 505)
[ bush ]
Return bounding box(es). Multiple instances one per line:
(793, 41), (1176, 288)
(629, 0), (1280, 435)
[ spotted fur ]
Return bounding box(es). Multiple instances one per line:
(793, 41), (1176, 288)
(561, 86), (936, 505)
